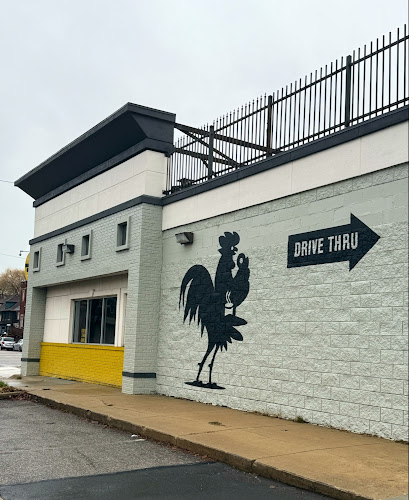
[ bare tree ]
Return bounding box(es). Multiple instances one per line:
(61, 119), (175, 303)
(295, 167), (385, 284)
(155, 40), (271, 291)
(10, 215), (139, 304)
(0, 268), (25, 297)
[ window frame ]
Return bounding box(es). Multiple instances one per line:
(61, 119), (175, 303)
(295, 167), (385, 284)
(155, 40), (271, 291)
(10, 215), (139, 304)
(116, 216), (130, 252)
(72, 295), (118, 346)
(32, 248), (42, 272)
(80, 231), (92, 261)
(56, 242), (65, 267)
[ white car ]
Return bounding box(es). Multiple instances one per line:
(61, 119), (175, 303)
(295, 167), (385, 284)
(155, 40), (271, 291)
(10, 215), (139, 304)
(13, 339), (23, 352)
(0, 337), (15, 351)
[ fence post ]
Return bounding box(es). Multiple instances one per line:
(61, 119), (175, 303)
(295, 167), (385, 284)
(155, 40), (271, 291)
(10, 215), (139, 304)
(344, 55), (352, 127)
(208, 125), (214, 180)
(266, 95), (273, 156)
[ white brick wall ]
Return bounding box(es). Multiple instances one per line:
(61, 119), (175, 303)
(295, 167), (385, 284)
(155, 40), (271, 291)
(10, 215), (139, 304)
(24, 202), (163, 394)
(157, 163), (408, 441)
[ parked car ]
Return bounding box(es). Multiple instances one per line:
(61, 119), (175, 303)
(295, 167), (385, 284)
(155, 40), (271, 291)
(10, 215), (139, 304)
(0, 337), (15, 351)
(13, 339), (23, 352)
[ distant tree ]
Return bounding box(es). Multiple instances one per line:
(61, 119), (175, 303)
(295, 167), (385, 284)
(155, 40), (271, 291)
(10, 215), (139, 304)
(0, 268), (25, 297)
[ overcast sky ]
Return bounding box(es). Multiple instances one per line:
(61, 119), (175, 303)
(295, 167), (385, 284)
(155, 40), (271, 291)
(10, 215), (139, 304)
(0, 0), (407, 274)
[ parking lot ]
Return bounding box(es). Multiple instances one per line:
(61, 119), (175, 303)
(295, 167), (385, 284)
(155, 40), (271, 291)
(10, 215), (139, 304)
(0, 399), (330, 499)
(0, 349), (21, 378)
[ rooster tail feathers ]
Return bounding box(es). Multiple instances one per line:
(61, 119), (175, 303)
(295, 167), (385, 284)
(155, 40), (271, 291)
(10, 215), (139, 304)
(179, 265), (215, 330)
(179, 265), (204, 310)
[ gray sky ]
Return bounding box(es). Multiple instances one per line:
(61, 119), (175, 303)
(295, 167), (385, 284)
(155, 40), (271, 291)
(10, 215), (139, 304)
(0, 0), (407, 273)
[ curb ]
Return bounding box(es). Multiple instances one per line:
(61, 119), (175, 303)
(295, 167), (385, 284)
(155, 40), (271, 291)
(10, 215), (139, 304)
(0, 391), (23, 400)
(24, 392), (379, 500)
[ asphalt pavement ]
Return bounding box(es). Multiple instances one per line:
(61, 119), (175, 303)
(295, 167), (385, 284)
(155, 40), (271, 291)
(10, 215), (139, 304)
(0, 399), (330, 500)
(0, 350), (21, 378)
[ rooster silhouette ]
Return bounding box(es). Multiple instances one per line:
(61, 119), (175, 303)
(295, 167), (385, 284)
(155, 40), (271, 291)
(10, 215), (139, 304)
(179, 231), (250, 389)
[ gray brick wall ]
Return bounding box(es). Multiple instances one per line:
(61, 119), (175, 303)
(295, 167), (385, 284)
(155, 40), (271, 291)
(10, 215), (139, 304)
(21, 286), (46, 376)
(122, 204), (163, 394)
(157, 163), (408, 441)
(24, 203), (163, 393)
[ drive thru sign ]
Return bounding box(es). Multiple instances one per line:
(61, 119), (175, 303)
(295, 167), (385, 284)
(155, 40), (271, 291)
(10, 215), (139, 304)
(287, 214), (380, 271)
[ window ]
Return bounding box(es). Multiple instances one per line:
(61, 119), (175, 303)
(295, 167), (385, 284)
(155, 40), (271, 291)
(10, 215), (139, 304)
(33, 248), (41, 272)
(56, 243), (65, 266)
(81, 231), (92, 261)
(72, 297), (117, 345)
(116, 217), (130, 251)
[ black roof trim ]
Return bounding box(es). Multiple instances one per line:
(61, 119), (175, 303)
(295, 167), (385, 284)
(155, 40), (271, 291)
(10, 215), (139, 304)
(15, 103), (175, 200)
(29, 108), (408, 245)
(33, 138), (173, 208)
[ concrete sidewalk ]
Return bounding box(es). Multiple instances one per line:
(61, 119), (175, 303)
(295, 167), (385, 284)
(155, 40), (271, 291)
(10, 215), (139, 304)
(4, 376), (408, 500)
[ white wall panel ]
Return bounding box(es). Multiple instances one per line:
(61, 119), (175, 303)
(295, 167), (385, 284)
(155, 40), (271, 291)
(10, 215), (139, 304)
(34, 151), (166, 237)
(162, 122), (408, 230)
(360, 121), (408, 175)
(42, 275), (128, 345)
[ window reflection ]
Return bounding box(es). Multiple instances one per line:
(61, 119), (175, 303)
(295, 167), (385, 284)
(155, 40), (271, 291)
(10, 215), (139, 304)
(72, 297), (117, 345)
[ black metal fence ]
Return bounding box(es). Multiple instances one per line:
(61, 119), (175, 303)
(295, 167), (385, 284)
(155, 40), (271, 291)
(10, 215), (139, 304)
(165, 26), (409, 195)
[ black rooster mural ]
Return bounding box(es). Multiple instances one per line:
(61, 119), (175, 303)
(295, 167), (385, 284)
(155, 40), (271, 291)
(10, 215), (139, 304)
(179, 232), (250, 389)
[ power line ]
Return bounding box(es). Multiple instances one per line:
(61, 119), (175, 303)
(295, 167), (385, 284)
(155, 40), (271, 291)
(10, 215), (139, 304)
(0, 179), (13, 184)
(0, 252), (24, 259)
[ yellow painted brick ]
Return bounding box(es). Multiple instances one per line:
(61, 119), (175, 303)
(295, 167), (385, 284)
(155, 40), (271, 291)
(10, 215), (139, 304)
(39, 343), (124, 387)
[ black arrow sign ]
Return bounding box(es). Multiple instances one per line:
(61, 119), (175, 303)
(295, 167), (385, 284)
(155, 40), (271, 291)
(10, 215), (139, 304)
(287, 214), (380, 271)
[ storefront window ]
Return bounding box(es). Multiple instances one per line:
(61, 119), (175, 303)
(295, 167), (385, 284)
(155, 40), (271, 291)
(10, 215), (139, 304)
(72, 297), (117, 345)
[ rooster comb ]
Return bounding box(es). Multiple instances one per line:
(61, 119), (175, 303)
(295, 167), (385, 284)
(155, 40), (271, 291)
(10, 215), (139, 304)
(219, 231), (240, 248)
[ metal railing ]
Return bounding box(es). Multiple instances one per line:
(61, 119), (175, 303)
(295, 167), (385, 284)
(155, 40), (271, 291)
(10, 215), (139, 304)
(165, 26), (409, 195)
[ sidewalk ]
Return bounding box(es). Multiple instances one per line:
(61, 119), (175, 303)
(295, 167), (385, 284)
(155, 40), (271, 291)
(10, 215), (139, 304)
(4, 376), (408, 500)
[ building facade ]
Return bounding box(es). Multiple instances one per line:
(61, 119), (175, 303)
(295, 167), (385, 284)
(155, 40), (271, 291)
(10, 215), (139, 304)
(16, 34), (408, 441)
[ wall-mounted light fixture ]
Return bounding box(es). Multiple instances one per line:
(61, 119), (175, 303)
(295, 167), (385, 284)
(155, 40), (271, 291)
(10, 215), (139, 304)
(62, 243), (75, 254)
(175, 232), (194, 245)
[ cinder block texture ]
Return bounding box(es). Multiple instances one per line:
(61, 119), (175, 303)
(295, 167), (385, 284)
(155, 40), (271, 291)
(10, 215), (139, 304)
(25, 203), (163, 393)
(21, 286), (46, 376)
(122, 204), (163, 395)
(157, 164), (408, 441)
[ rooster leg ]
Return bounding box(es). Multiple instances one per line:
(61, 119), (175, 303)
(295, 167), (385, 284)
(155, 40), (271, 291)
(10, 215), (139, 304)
(208, 345), (219, 385)
(196, 345), (213, 382)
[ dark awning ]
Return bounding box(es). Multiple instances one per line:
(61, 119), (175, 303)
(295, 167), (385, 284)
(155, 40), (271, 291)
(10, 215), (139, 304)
(15, 103), (175, 201)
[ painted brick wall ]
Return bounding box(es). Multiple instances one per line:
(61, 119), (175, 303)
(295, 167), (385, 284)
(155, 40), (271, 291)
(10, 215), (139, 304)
(23, 202), (163, 394)
(39, 343), (124, 387)
(21, 285), (46, 376)
(157, 163), (408, 441)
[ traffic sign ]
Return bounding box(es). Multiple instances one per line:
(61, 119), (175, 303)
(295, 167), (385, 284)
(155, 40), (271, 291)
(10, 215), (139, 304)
(24, 253), (30, 280)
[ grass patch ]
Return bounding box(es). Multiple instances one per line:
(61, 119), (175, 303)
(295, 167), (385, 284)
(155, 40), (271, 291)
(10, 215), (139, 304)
(0, 381), (18, 393)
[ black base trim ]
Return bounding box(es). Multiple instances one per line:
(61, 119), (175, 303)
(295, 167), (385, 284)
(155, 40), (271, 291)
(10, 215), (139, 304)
(21, 358), (40, 362)
(122, 372), (156, 379)
(29, 195), (162, 245)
